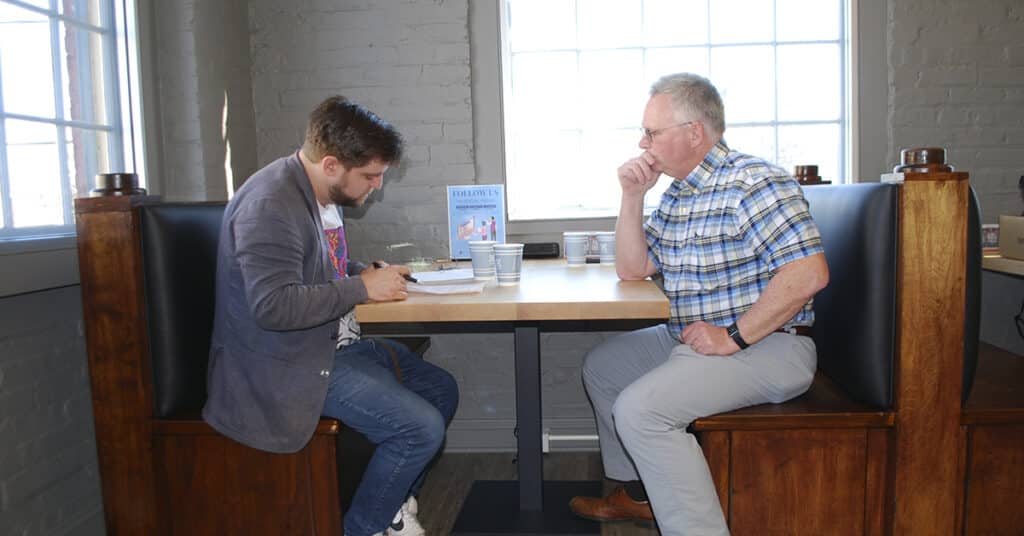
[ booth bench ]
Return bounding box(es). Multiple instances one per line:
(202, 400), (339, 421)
(75, 169), (1023, 535)
(75, 197), (427, 535)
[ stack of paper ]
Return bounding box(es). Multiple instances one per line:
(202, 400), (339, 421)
(407, 269), (484, 294)
(410, 268), (476, 285)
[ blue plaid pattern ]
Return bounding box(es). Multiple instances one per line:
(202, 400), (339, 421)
(644, 141), (823, 339)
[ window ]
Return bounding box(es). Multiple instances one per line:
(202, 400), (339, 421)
(0, 0), (140, 241)
(501, 0), (850, 221)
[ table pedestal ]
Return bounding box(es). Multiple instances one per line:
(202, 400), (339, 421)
(451, 480), (602, 535)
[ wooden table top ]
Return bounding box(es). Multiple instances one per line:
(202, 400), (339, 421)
(355, 259), (670, 324)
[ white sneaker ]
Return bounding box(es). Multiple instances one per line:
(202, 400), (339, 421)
(402, 496), (418, 516)
(385, 498), (425, 536)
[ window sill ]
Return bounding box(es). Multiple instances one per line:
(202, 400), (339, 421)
(507, 215), (618, 246)
(0, 235), (80, 297)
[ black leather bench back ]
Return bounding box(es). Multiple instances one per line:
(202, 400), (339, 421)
(139, 203), (226, 418)
(804, 183), (981, 409)
(133, 188), (981, 416)
(964, 186), (981, 403)
(805, 183), (899, 409)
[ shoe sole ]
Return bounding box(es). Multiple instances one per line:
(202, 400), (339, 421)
(571, 512), (655, 528)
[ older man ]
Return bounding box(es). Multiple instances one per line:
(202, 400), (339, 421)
(569, 73), (829, 535)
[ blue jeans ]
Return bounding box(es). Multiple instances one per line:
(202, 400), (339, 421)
(322, 338), (459, 536)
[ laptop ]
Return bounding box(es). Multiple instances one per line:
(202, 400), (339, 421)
(999, 215), (1024, 260)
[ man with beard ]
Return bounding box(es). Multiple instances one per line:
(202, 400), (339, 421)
(204, 96), (458, 536)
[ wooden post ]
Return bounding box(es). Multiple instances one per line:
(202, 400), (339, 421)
(74, 195), (160, 535)
(892, 171), (969, 534)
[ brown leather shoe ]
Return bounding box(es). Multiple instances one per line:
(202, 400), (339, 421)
(569, 485), (654, 523)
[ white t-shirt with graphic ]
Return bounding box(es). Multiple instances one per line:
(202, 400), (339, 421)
(319, 203), (361, 348)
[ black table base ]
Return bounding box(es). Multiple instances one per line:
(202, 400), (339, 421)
(451, 480), (603, 535)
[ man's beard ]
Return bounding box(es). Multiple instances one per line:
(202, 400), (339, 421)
(328, 184), (364, 207)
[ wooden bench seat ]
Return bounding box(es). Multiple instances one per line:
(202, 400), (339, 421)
(693, 373), (894, 432)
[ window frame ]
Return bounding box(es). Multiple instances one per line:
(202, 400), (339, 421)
(0, 0), (143, 297)
(469, 0), (878, 239)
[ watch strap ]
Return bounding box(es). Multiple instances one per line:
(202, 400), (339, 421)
(727, 322), (749, 350)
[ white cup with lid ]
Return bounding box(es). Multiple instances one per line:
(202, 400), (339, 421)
(468, 240), (497, 279)
(563, 232), (589, 267)
(494, 243), (525, 285)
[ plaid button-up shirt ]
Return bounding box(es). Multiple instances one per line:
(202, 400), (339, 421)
(644, 141), (823, 340)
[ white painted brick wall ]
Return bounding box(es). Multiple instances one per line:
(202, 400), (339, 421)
(890, 0), (1024, 222)
(248, 0), (474, 262)
(153, 0), (258, 201)
(152, 0), (205, 201)
(0, 287), (105, 536)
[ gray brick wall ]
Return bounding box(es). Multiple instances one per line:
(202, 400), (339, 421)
(0, 287), (104, 536)
(150, 0), (258, 202)
(890, 0), (1024, 222)
(247, 0), (474, 263)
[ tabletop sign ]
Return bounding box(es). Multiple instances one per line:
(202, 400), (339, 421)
(447, 184), (506, 259)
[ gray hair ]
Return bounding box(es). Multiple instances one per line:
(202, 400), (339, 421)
(650, 73), (726, 137)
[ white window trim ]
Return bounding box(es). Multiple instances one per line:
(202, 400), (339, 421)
(470, 0), (888, 242)
(0, 0), (145, 297)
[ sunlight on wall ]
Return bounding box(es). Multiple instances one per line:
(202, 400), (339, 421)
(222, 90), (234, 199)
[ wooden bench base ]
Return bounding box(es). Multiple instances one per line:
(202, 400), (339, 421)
(145, 336), (431, 535)
(152, 418), (342, 536)
(959, 343), (1024, 534)
(693, 374), (895, 535)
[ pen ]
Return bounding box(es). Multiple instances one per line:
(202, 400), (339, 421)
(371, 261), (418, 283)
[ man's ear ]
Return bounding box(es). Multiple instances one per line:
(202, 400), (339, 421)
(321, 155), (345, 175)
(688, 122), (706, 148)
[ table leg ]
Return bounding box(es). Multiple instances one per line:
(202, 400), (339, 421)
(515, 323), (543, 510)
(450, 324), (601, 535)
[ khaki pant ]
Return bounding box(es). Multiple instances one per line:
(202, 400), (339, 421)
(582, 324), (816, 536)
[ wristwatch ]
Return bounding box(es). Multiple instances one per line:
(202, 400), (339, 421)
(727, 322), (749, 350)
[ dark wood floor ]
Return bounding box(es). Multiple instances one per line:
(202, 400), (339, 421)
(417, 451), (659, 535)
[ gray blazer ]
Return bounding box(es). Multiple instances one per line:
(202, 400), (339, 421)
(203, 152), (368, 453)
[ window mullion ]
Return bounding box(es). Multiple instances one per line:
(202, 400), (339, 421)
(105, 0), (125, 173)
(49, 10), (74, 226)
(772, 0), (780, 167)
(705, 0), (712, 84)
(0, 54), (13, 229)
(839, 0), (849, 183)
(1, 112), (115, 131)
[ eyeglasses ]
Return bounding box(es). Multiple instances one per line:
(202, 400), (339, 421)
(639, 121), (696, 143)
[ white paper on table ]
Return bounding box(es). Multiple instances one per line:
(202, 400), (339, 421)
(407, 280), (487, 295)
(410, 268), (476, 285)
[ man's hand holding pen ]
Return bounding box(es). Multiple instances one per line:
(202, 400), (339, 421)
(362, 261), (417, 302)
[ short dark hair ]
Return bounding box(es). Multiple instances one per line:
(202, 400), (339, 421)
(302, 96), (403, 168)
